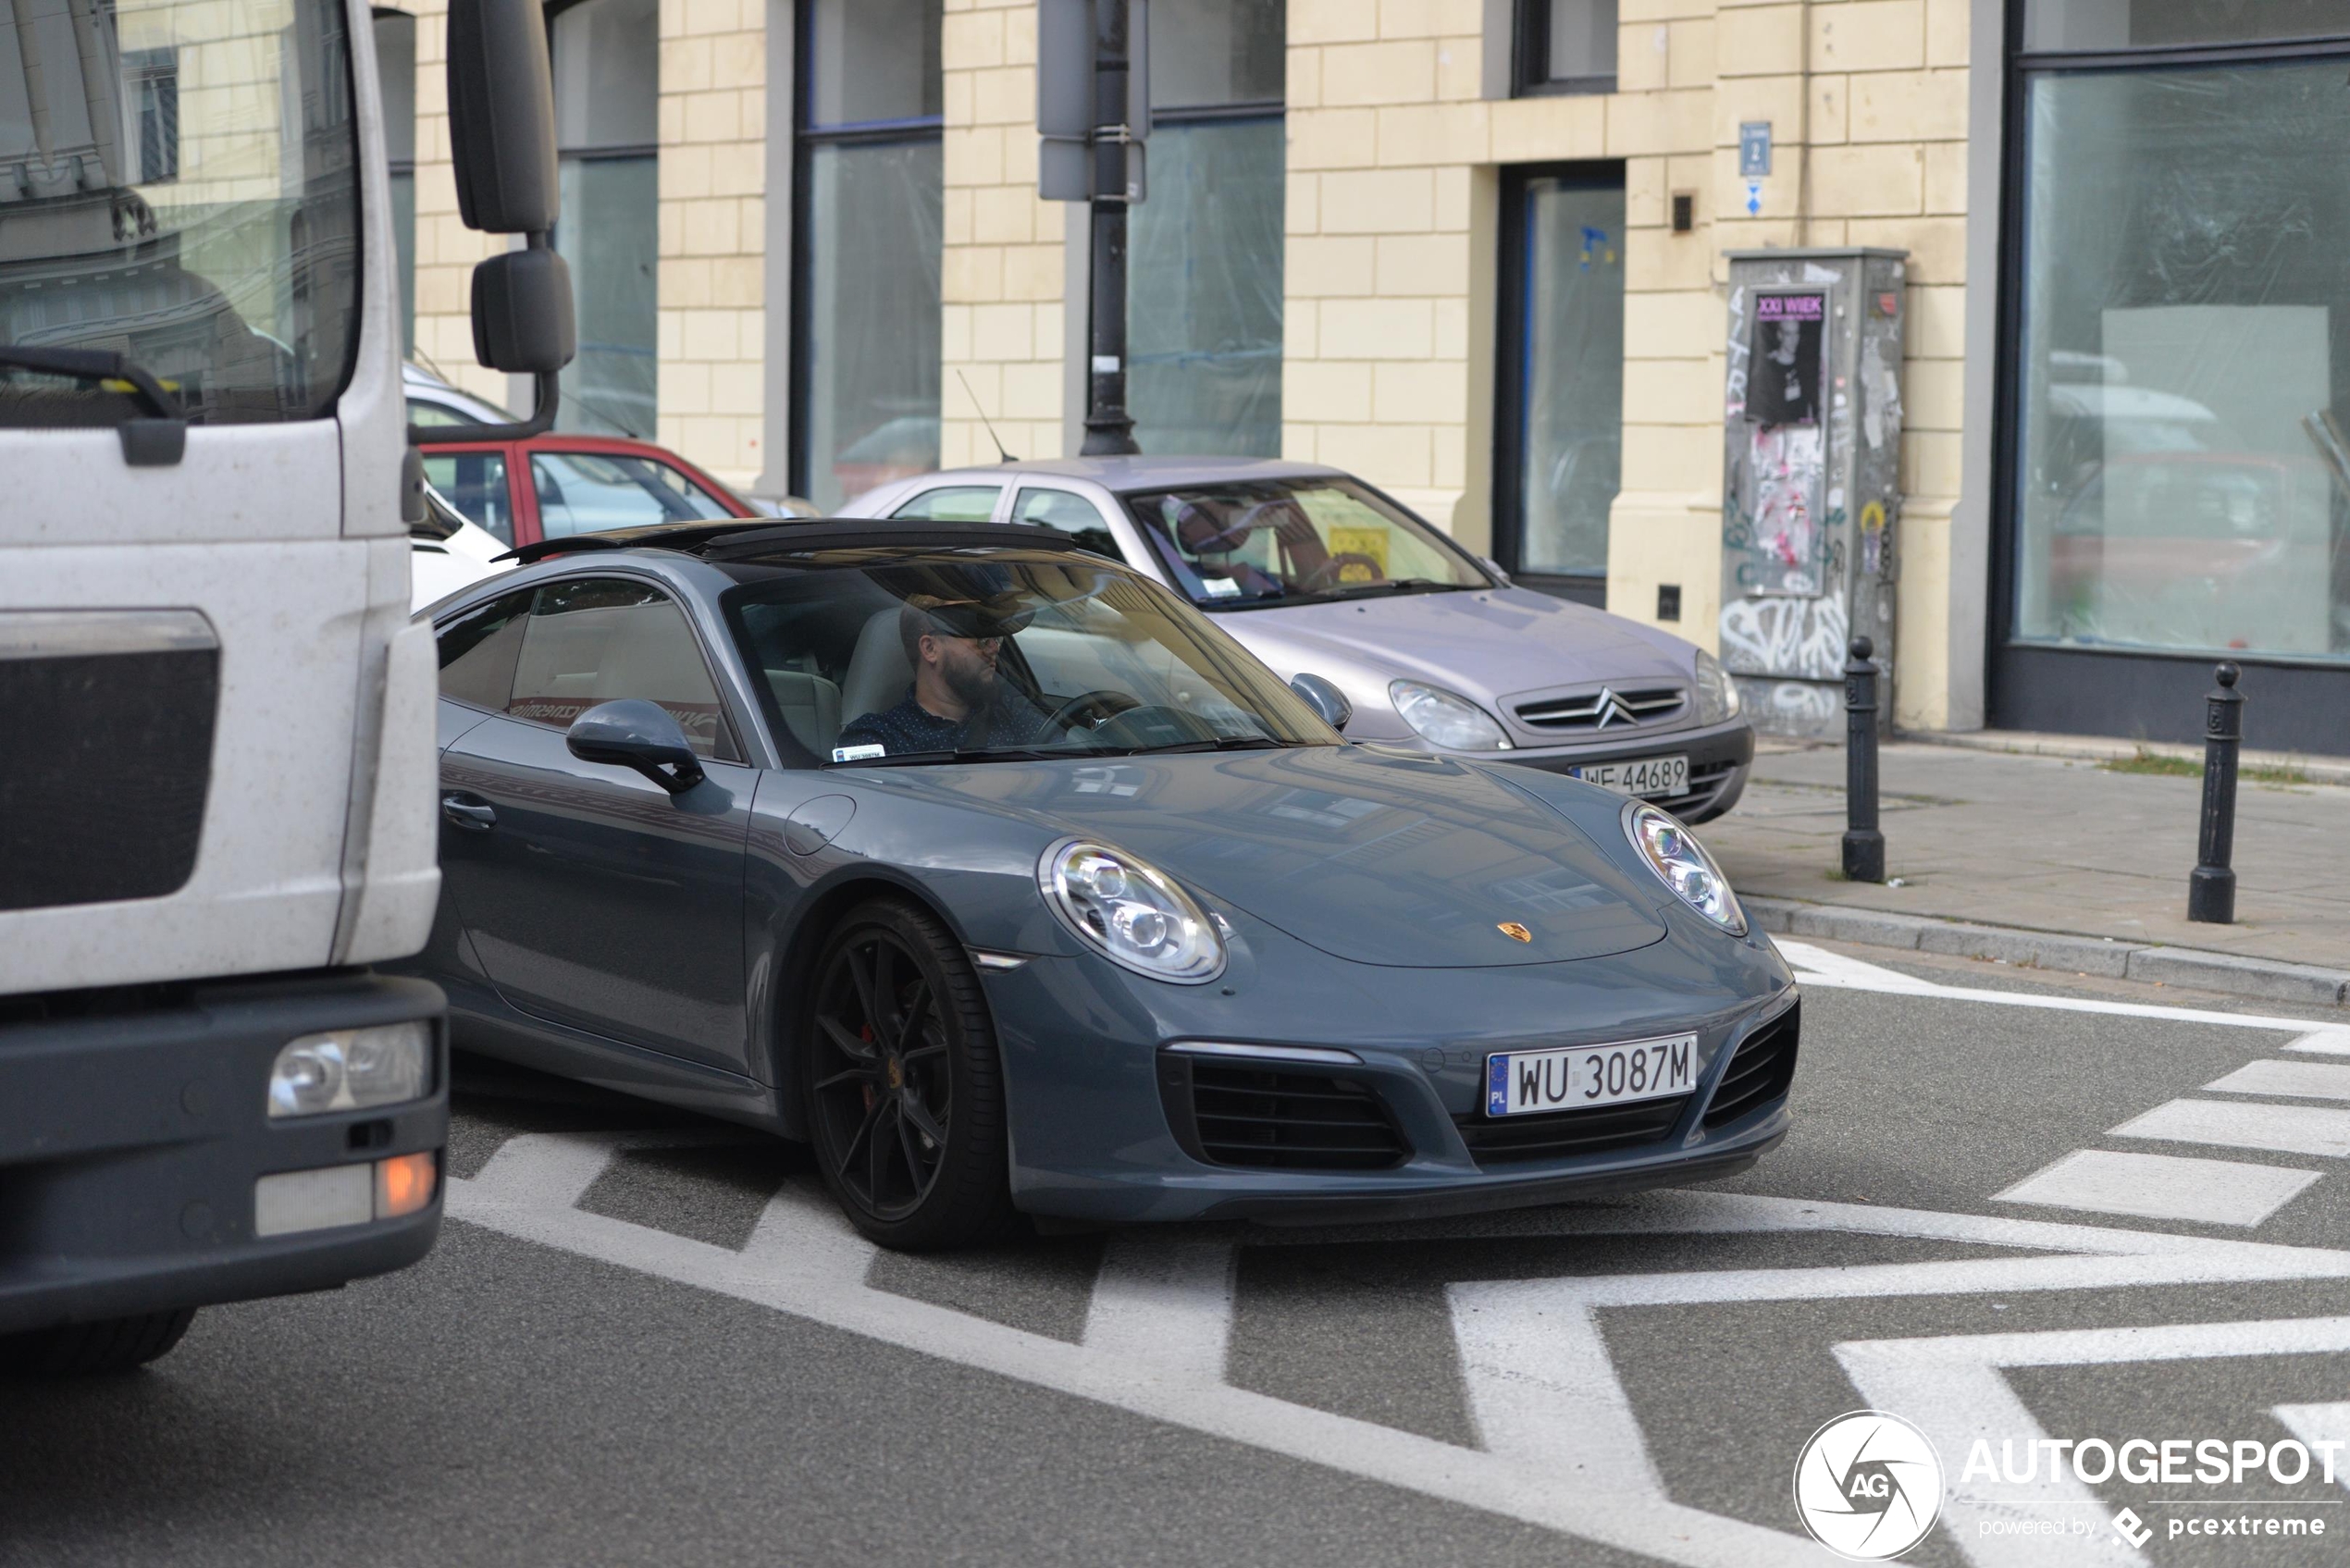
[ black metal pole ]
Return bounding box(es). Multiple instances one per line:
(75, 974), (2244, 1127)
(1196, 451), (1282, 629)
(2187, 661), (2243, 924)
(1080, 0), (1138, 456)
(1842, 636), (1885, 883)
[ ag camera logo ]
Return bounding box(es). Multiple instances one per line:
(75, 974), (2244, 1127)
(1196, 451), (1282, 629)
(1793, 1410), (1945, 1560)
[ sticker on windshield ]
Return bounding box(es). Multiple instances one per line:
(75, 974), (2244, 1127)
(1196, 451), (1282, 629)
(1200, 576), (1243, 598)
(832, 743), (886, 762)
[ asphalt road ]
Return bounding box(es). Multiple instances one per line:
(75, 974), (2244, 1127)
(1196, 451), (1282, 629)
(7, 940), (2349, 1568)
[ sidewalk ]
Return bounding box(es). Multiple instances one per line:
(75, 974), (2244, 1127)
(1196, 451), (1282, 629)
(1702, 740), (2350, 1008)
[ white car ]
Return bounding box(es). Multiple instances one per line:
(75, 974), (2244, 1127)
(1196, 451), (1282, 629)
(410, 484), (513, 612)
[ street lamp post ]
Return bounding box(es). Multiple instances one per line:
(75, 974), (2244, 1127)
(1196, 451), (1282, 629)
(1038, 0), (1147, 455)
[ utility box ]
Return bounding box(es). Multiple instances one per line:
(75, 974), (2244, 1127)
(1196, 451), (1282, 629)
(1718, 248), (1907, 738)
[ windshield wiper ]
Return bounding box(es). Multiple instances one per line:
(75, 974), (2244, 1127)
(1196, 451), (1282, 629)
(0, 344), (187, 465)
(1102, 735), (1294, 757)
(1330, 577), (1463, 598)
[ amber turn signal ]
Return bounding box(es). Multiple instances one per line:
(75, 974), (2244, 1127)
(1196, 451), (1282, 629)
(375, 1151), (438, 1219)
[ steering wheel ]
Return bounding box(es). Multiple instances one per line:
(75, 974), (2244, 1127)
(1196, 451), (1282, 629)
(1045, 689), (1143, 733)
(1298, 552), (1386, 593)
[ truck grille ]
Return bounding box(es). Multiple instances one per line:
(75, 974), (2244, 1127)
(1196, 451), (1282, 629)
(1456, 1095), (1688, 1167)
(1513, 685), (1686, 732)
(0, 611), (216, 911)
(1701, 1005), (1800, 1129)
(1159, 1055), (1408, 1171)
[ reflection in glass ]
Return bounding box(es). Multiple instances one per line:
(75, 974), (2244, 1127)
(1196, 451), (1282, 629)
(1515, 178), (1625, 576)
(1128, 119), (1283, 456)
(1149, 0), (1284, 108)
(374, 10), (417, 356)
(532, 451), (735, 537)
(2022, 0), (2350, 52)
(802, 141), (943, 511)
(808, 0), (942, 127)
(0, 0), (361, 424)
(552, 0), (658, 438)
(2014, 63), (2350, 661)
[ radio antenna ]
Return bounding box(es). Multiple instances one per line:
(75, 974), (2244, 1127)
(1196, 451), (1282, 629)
(957, 369), (1018, 464)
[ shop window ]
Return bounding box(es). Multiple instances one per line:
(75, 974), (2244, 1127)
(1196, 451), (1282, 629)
(2011, 57), (2350, 662)
(1517, 0), (1617, 96)
(1495, 167), (1625, 596)
(551, 0), (659, 438)
(370, 10), (414, 356)
(2023, 0), (2350, 51)
(795, 0), (944, 512)
(1127, 0), (1283, 457)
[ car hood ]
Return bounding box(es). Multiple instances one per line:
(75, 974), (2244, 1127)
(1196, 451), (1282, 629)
(1205, 589), (1695, 735)
(878, 746), (1668, 968)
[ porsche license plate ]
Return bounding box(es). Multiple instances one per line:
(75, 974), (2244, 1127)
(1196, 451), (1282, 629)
(1569, 754), (1688, 797)
(1486, 1034), (1698, 1117)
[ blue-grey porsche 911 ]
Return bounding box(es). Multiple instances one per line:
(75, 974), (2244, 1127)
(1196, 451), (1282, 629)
(404, 517), (1799, 1248)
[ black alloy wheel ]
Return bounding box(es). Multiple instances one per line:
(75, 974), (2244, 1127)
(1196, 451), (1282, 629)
(803, 898), (1015, 1248)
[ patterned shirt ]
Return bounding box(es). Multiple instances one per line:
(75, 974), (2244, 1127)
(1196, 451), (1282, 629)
(836, 685), (1057, 757)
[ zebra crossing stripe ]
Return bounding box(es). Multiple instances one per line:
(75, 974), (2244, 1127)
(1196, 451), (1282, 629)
(1993, 1149), (2320, 1228)
(2111, 1098), (2350, 1159)
(449, 1133), (2350, 1568)
(2287, 1027), (2350, 1056)
(2204, 1058), (2350, 1102)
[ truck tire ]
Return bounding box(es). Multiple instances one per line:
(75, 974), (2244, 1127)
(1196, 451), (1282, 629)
(0, 1308), (197, 1377)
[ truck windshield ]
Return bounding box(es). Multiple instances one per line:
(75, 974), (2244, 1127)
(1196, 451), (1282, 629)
(0, 0), (361, 426)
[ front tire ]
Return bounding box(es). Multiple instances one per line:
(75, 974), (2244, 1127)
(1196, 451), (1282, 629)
(0, 1308), (197, 1377)
(803, 898), (1016, 1249)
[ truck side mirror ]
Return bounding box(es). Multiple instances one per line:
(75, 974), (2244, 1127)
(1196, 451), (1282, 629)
(413, 0), (575, 445)
(445, 0), (557, 234)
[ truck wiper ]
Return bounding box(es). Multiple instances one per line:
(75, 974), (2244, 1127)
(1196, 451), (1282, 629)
(0, 344), (187, 465)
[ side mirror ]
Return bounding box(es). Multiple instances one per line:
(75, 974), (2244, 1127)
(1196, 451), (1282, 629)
(1290, 673), (1353, 733)
(567, 700), (706, 795)
(417, 0), (575, 446)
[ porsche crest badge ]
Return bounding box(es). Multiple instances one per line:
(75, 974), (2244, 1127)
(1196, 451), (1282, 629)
(1496, 922), (1532, 944)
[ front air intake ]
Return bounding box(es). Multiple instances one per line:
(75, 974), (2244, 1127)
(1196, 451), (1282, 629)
(1158, 1055), (1407, 1171)
(1701, 1004), (1800, 1129)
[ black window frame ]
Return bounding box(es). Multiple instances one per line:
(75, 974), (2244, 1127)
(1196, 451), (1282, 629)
(1491, 159), (1626, 608)
(788, 0), (946, 502)
(1985, 0), (2350, 749)
(1515, 0), (1618, 98)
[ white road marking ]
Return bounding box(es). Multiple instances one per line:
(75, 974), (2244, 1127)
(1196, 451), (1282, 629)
(1082, 1237), (1236, 1380)
(2112, 1098), (2350, 1159)
(1837, 1316), (2350, 1568)
(2204, 1058), (2350, 1102)
(2271, 1402), (2350, 1493)
(2288, 1027), (2350, 1056)
(1993, 1149), (2321, 1228)
(1774, 939), (2326, 1033)
(449, 1134), (2350, 1568)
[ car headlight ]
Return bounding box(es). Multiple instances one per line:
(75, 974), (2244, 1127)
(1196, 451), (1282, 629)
(1623, 802), (1746, 934)
(1038, 839), (1226, 984)
(1390, 680), (1511, 750)
(267, 1021), (433, 1117)
(1694, 649), (1742, 724)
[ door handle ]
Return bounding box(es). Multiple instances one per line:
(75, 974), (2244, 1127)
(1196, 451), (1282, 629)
(441, 794), (497, 831)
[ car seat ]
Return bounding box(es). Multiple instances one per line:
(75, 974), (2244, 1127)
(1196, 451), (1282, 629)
(763, 670), (841, 759)
(839, 607), (915, 730)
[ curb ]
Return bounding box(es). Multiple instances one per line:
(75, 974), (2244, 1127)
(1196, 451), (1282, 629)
(1892, 728), (2350, 788)
(1744, 896), (2350, 1011)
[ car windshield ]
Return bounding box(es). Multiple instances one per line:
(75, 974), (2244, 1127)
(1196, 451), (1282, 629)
(718, 549), (1339, 766)
(1122, 477), (1489, 609)
(0, 0), (361, 426)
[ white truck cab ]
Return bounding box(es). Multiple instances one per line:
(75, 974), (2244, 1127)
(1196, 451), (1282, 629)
(0, 0), (573, 1372)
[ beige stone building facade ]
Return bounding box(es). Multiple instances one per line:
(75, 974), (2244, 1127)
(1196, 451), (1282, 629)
(378, 1), (2350, 755)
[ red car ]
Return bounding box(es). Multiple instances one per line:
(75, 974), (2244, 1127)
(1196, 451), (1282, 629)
(414, 432), (761, 550)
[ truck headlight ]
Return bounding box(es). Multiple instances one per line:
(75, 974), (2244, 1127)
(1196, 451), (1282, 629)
(1694, 649), (1742, 724)
(1624, 801), (1747, 934)
(1390, 680), (1510, 750)
(266, 1022), (432, 1117)
(1039, 839), (1226, 983)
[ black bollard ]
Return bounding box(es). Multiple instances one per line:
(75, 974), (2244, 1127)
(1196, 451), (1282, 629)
(2187, 661), (2244, 924)
(1842, 636), (1885, 884)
